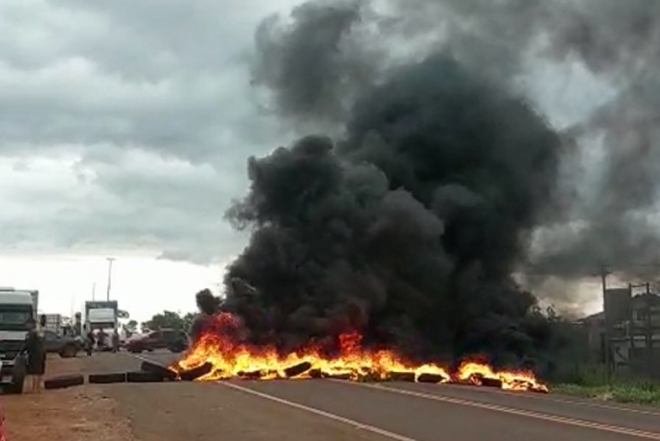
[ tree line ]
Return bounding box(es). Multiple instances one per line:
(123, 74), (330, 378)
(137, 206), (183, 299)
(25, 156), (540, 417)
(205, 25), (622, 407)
(122, 310), (196, 335)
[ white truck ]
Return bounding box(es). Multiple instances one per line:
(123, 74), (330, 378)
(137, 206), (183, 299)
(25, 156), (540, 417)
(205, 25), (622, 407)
(84, 301), (119, 351)
(0, 288), (39, 394)
(43, 313), (62, 334)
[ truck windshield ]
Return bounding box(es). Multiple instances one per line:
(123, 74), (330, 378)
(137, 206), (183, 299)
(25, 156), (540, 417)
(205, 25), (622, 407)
(0, 306), (33, 331)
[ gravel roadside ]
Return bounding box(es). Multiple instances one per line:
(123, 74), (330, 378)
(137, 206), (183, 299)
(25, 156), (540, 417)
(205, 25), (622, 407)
(2, 353), (137, 441)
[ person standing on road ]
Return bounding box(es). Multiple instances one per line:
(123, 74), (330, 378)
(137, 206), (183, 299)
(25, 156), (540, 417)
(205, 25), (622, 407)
(85, 327), (95, 355)
(98, 328), (108, 350)
(21, 316), (46, 393)
(111, 329), (120, 352)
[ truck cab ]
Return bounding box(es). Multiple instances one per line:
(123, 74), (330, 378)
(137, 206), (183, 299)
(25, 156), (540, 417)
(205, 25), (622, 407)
(0, 288), (38, 394)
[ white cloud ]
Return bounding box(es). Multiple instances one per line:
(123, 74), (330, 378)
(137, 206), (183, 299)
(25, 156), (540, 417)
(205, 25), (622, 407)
(0, 252), (229, 322)
(0, 0), (308, 318)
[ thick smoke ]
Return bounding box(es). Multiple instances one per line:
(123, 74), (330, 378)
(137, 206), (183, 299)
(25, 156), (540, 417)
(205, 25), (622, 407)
(218, 1), (571, 367)
(218, 0), (660, 366)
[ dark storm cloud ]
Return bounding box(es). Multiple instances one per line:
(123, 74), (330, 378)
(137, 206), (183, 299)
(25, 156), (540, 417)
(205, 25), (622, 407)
(0, 0), (302, 262)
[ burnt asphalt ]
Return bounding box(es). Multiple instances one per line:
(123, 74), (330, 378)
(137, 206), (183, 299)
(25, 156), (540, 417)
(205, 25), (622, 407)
(95, 350), (660, 441)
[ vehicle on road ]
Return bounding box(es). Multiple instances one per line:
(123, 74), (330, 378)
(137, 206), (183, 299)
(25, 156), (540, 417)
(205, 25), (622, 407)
(124, 328), (188, 353)
(42, 329), (83, 358)
(0, 288), (38, 394)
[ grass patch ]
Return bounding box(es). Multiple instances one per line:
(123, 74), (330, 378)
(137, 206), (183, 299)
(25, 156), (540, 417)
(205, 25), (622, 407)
(552, 382), (660, 406)
(549, 364), (660, 405)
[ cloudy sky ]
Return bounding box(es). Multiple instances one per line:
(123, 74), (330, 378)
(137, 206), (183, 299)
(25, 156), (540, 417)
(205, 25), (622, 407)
(0, 0), (613, 322)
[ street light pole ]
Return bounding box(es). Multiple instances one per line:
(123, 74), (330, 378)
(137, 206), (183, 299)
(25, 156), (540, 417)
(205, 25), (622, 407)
(106, 257), (115, 301)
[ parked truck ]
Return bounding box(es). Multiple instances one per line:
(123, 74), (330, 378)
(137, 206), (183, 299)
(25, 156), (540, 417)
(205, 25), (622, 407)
(42, 313), (62, 334)
(0, 288), (39, 394)
(84, 301), (118, 351)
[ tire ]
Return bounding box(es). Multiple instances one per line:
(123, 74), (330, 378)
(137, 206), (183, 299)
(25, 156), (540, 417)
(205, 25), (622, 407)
(140, 361), (177, 380)
(44, 374), (85, 390)
(6, 356), (27, 394)
(126, 371), (163, 383)
(59, 344), (78, 358)
(5, 374), (25, 395)
(88, 372), (126, 384)
(179, 362), (213, 381)
(128, 346), (143, 353)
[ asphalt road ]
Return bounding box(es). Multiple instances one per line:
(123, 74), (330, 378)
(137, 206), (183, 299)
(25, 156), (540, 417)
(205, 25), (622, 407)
(100, 351), (660, 441)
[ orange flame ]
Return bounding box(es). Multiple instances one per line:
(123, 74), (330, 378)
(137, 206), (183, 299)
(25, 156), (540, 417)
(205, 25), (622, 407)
(174, 312), (547, 392)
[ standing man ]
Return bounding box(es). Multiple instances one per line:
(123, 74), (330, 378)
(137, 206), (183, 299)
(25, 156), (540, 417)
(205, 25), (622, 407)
(85, 326), (95, 355)
(97, 328), (107, 350)
(21, 317), (46, 393)
(111, 329), (120, 352)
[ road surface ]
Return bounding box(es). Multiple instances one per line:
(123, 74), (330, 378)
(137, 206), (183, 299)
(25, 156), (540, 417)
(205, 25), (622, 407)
(86, 351), (660, 441)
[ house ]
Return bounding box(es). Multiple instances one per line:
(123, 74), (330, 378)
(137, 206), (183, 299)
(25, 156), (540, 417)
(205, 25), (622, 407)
(576, 290), (660, 377)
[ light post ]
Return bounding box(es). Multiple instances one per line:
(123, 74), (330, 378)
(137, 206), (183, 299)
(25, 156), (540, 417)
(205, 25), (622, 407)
(106, 257), (115, 301)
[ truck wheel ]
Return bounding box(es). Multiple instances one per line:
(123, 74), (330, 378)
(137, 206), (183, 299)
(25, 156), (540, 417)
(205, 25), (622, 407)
(88, 372), (126, 384)
(6, 356), (27, 394)
(59, 344), (78, 358)
(126, 371), (163, 383)
(44, 374), (84, 390)
(5, 373), (25, 395)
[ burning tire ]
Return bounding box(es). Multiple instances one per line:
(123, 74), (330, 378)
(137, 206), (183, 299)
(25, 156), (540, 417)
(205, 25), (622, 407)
(388, 372), (415, 382)
(125, 371), (164, 383)
(417, 373), (446, 384)
(44, 374), (85, 390)
(88, 372), (127, 384)
(140, 361), (177, 381)
(283, 362), (312, 378)
(179, 362), (213, 381)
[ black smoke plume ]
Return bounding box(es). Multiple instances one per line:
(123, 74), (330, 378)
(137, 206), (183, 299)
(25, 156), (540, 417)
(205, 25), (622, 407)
(216, 1), (572, 367)
(216, 0), (660, 367)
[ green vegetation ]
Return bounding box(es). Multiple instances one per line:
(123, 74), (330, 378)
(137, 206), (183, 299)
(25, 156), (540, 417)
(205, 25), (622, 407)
(550, 364), (660, 406)
(141, 310), (196, 333)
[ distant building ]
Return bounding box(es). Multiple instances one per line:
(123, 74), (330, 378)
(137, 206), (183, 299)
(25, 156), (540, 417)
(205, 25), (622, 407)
(576, 289), (660, 377)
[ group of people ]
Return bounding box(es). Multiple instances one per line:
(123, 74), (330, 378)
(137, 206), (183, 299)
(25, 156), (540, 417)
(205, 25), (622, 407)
(84, 327), (121, 354)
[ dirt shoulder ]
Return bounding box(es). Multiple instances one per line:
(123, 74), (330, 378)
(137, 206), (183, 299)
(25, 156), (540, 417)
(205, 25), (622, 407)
(5, 352), (390, 441)
(2, 354), (137, 441)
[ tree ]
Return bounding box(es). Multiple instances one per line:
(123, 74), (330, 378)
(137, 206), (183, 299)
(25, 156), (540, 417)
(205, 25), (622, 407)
(142, 311), (194, 332)
(125, 320), (138, 332)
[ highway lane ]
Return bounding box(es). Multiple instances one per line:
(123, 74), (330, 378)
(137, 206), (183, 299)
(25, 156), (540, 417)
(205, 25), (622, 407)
(380, 382), (660, 434)
(134, 351), (660, 441)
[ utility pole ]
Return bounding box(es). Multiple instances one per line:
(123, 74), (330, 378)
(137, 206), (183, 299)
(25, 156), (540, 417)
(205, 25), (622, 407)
(600, 267), (612, 378)
(92, 283), (96, 301)
(106, 257), (115, 301)
(645, 282), (652, 375)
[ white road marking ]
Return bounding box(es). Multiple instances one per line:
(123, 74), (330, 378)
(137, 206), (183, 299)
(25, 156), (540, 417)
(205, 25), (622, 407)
(349, 382), (660, 440)
(417, 383), (660, 417)
(220, 382), (420, 441)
